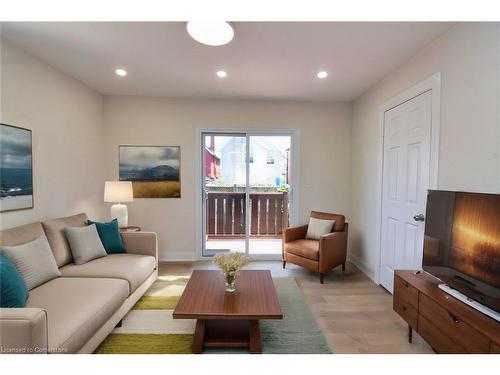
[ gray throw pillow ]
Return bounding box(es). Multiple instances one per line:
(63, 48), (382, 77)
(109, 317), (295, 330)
(64, 224), (107, 265)
(305, 217), (336, 240)
(2, 235), (61, 290)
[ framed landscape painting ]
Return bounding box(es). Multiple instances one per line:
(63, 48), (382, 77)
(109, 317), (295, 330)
(0, 124), (34, 212)
(119, 145), (181, 198)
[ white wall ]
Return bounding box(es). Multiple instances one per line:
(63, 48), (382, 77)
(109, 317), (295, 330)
(103, 96), (352, 260)
(349, 23), (500, 279)
(0, 41), (106, 229)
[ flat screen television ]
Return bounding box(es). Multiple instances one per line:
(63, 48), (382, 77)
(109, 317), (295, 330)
(422, 190), (500, 314)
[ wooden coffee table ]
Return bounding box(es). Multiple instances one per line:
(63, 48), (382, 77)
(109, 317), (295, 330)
(173, 270), (283, 354)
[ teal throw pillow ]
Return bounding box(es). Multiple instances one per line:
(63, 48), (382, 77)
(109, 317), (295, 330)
(87, 218), (127, 254)
(1, 252), (29, 307)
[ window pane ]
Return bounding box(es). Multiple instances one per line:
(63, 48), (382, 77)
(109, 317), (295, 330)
(248, 136), (291, 255)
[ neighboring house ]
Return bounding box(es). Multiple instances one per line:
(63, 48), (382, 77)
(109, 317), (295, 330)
(205, 147), (221, 180)
(218, 137), (288, 186)
(204, 135), (221, 180)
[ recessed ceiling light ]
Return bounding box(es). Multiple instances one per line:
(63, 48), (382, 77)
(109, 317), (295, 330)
(317, 71), (328, 79)
(115, 68), (127, 77)
(216, 70), (227, 78)
(187, 22), (234, 46)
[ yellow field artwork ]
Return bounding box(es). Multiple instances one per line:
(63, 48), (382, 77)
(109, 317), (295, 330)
(132, 181), (181, 198)
(119, 145), (181, 198)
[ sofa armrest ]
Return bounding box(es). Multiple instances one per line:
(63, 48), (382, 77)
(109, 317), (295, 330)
(0, 308), (48, 354)
(283, 224), (308, 243)
(121, 231), (158, 262)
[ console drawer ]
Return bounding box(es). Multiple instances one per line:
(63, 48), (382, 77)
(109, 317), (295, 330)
(418, 315), (467, 353)
(393, 297), (418, 329)
(419, 294), (490, 353)
(491, 342), (500, 353)
(394, 275), (418, 309)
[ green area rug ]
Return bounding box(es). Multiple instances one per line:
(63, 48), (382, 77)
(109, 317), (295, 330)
(97, 334), (192, 354)
(95, 276), (331, 354)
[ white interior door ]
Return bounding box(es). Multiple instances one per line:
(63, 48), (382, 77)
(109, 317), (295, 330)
(379, 90), (432, 293)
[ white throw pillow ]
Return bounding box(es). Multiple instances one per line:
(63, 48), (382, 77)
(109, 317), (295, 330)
(305, 217), (335, 240)
(64, 224), (107, 265)
(2, 235), (61, 290)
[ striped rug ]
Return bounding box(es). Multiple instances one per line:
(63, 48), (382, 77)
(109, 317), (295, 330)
(95, 275), (332, 354)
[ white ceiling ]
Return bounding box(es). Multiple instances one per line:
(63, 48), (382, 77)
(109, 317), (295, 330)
(1, 22), (454, 101)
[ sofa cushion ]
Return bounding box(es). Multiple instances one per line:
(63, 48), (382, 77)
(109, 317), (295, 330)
(25, 277), (128, 353)
(0, 222), (45, 247)
(64, 224), (107, 265)
(2, 236), (61, 290)
(42, 213), (88, 267)
(284, 239), (320, 261)
(87, 219), (126, 254)
(0, 253), (29, 307)
(59, 253), (156, 294)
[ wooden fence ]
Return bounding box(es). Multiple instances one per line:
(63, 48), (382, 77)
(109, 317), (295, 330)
(206, 192), (288, 239)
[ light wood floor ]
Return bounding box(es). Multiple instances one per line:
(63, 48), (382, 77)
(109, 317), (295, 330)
(159, 260), (433, 354)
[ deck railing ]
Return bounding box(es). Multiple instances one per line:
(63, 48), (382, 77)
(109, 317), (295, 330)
(206, 192), (288, 239)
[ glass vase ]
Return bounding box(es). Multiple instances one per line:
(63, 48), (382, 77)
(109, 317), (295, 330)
(224, 273), (236, 292)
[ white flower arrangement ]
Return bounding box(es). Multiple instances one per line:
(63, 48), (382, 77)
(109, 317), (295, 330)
(213, 252), (251, 292)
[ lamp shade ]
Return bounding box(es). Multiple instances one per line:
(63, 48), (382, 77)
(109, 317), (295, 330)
(104, 181), (134, 203)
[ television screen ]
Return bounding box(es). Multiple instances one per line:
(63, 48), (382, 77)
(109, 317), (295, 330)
(422, 190), (500, 313)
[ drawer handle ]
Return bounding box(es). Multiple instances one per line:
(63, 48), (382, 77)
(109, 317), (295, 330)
(402, 306), (407, 311)
(448, 312), (460, 323)
(404, 282), (409, 288)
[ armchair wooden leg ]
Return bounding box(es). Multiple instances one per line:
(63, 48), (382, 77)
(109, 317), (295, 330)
(342, 263), (346, 272)
(282, 260), (286, 269)
(320, 273), (324, 284)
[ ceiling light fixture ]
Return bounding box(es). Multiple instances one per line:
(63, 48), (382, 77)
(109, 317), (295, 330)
(317, 71), (328, 79)
(187, 22), (234, 46)
(216, 70), (227, 78)
(115, 68), (127, 77)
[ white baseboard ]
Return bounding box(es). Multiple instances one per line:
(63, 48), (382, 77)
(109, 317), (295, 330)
(348, 253), (377, 283)
(158, 251), (199, 262)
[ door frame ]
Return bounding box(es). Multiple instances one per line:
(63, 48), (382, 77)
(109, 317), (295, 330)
(195, 127), (300, 260)
(374, 73), (441, 284)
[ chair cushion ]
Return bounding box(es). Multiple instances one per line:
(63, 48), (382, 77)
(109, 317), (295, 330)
(64, 224), (107, 265)
(26, 277), (128, 353)
(42, 213), (88, 267)
(59, 253), (156, 294)
(305, 217), (335, 240)
(284, 239), (319, 261)
(310, 211), (345, 232)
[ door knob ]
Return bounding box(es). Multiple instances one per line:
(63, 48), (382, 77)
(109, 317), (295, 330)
(413, 214), (425, 222)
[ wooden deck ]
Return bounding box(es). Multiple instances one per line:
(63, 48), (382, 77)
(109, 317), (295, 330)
(205, 238), (282, 255)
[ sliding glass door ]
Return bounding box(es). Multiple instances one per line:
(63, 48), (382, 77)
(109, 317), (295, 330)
(248, 136), (291, 256)
(201, 132), (293, 258)
(203, 134), (247, 256)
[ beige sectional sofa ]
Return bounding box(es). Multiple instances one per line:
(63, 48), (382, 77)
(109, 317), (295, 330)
(0, 213), (158, 354)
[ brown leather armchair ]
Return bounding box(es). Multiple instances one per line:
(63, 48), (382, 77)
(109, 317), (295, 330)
(282, 211), (348, 283)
